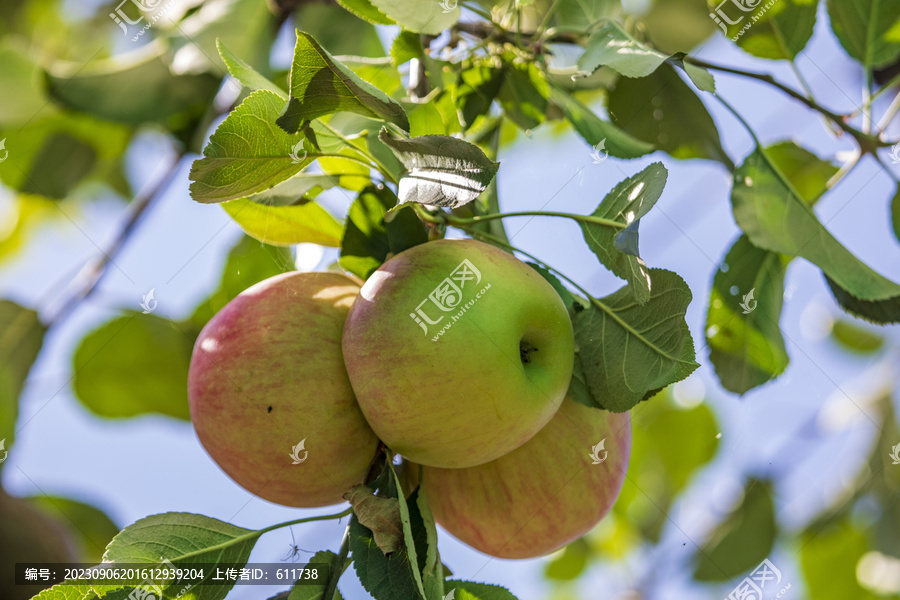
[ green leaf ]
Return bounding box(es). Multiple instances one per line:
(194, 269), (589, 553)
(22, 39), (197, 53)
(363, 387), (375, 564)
(763, 141), (838, 203)
(72, 312), (192, 421)
(386, 205), (429, 255)
(577, 21), (669, 78)
(732, 148), (900, 323)
(608, 64), (733, 168)
(827, 0), (900, 68)
(0, 44), (47, 128)
(544, 538), (590, 581)
(891, 187), (900, 243)
(28, 496), (118, 564)
(415, 480), (444, 600)
(336, 0), (395, 25)
(706, 236), (790, 394)
(18, 133), (96, 200)
(276, 31), (409, 133)
(0, 300), (45, 470)
(389, 466), (427, 600)
(44, 52), (219, 125)
(443, 580), (519, 600)
(452, 63), (504, 130)
(287, 550), (344, 600)
(408, 102), (448, 137)
(378, 129), (499, 208)
(391, 30), (424, 67)
(497, 60), (549, 130)
(244, 173), (339, 207)
(693, 479), (776, 581)
(350, 512), (422, 600)
(218, 40), (287, 98)
(800, 518), (878, 600)
(580, 162), (667, 304)
(343, 485), (404, 554)
(96, 512), (260, 600)
(574, 269), (698, 412)
(737, 0), (817, 60)
(549, 87), (654, 159)
(680, 59), (716, 93)
(368, 0), (459, 35)
(340, 186), (394, 279)
(565, 354), (595, 409)
(708, 141), (835, 393)
(190, 90), (315, 203)
(829, 318), (885, 354)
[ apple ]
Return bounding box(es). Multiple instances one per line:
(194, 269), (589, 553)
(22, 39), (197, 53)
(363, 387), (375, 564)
(342, 238), (575, 469)
(0, 489), (78, 600)
(420, 398), (631, 559)
(188, 272), (380, 507)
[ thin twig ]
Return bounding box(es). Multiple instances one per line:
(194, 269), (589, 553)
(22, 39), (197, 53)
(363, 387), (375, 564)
(43, 152), (186, 327)
(686, 57), (891, 153)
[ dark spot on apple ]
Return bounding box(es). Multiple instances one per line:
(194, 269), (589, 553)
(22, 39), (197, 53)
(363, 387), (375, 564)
(520, 340), (538, 364)
(267, 406), (273, 413)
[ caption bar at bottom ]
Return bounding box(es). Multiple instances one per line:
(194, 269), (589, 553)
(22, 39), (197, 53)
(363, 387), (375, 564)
(15, 563), (328, 586)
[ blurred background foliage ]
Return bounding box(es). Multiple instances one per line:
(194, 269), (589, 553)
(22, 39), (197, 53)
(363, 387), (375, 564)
(0, 0), (899, 599)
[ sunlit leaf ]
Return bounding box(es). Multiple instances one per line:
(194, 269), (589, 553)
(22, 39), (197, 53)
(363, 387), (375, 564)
(368, 0), (459, 35)
(222, 198), (344, 247)
(577, 21), (669, 78)
(378, 129), (499, 208)
(190, 90), (314, 204)
(580, 163), (667, 304)
(276, 31), (409, 133)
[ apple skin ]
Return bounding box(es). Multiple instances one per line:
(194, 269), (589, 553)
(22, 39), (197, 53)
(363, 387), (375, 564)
(342, 238), (574, 469)
(188, 272), (380, 508)
(420, 398), (631, 559)
(0, 489), (78, 600)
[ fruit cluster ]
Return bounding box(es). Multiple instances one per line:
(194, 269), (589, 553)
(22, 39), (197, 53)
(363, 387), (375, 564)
(188, 239), (631, 559)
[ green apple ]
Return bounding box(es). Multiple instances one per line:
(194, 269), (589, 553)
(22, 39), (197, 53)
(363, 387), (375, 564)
(421, 397), (631, 559)
(189, 272), (380, 508)
(342, 238), (574, 468)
